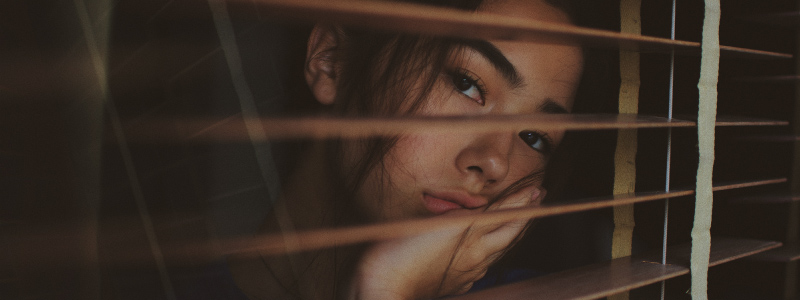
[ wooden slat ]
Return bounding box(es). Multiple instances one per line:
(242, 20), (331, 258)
(121, 114), (787, 142)
(712, 178), (788, 192)
(661, 238), (783, 268)
(729, 193), (800, 204)
(124, 114), (690, 141)
(14, 179), (786, 267)
(223, 189), (694, 256)
(240, 0), (792, 59)
(450, 238), (782, 300)
(676, 115), (790, 127)
(748, 246), (800, 262)
(715, 116), (789, 127)
(12, 192), (691, 268)
(219, 178), (784, 256)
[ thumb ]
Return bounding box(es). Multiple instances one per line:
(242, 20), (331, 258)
(492, 186), (544, 211)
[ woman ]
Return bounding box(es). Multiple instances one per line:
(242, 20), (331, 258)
(228, 0), (583, 299)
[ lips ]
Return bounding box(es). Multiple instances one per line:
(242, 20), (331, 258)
(423, 191), (488, 215)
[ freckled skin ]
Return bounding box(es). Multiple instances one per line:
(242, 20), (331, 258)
(349, 0), (583, 222)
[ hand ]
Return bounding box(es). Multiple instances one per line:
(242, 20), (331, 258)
(349, 186), (544, 300)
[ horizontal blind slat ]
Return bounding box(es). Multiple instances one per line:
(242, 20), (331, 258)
(729, 194), (800, 204)
(13, 179), (785, 267)
(239, 0), (792, 59)
(449, 238), (782, 300)
(120, 114), (788, 141)
(217, 178), (785, 256)
(748, 245), (800, 262)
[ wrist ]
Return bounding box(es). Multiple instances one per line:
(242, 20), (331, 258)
(348, 260), (411, 300)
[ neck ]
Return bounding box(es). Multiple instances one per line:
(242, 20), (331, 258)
(228, 142), (360, 300)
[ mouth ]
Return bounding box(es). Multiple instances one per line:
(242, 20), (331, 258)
(422, 191), (487, 215)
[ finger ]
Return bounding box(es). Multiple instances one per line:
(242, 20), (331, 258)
(490, 185), (544, 211)
(473, 186), (541, 233)
(449, 185), (542, 231)
(476, 186), (544, 253)
(444, 186), (543, 272)
(481, 214), (528, 246)
(488, 186), (541, 229)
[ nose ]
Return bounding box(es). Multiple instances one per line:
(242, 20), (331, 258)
(455, 132), (512, 189)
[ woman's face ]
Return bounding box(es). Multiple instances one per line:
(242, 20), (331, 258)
(351, 0), (583, 221)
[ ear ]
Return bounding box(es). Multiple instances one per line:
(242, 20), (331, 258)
(305, 25), (341, 105)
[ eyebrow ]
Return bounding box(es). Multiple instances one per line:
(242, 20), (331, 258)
(455, 39), (523, 88)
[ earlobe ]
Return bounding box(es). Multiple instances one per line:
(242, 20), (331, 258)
(305, 25), (341, 105)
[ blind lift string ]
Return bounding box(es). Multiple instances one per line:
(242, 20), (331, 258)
(73, 0), (180, 298)
(661, 0), (677, 299)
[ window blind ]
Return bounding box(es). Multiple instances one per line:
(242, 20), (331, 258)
(1, 0), (797, 299)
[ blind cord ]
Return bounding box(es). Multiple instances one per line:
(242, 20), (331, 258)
(661, 1), (677, 299)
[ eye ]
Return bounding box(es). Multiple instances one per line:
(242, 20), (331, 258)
(518, 131), (552, 154)
(449, 69), (486, 106)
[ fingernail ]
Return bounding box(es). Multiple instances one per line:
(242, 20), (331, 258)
(530, 188), (547, 206)
(530, 188), (541, 201)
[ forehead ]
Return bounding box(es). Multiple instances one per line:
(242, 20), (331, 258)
(490, 39), (583, 88)
(477, 0), (582, 112)
(488, 41), (582, 112)
(479, 0), (572, 24)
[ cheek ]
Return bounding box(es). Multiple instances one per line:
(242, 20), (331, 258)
(356, 134), (459, 220)
(384, 134), (456, 183)
(507, 147), (546, 184)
